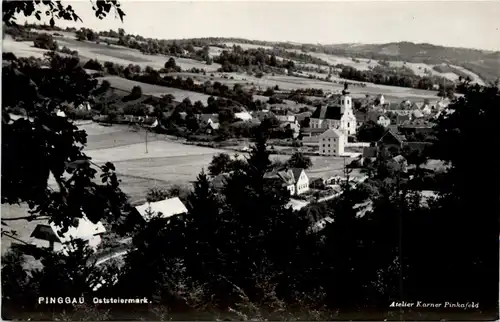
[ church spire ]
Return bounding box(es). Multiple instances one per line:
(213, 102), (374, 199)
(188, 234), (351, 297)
(342, 82), (350, 96)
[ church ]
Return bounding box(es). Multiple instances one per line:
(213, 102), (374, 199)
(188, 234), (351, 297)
(309, 84), (357, 140)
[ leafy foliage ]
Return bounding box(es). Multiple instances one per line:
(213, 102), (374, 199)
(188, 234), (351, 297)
(357, 120), (386, 142)
(3, 0), (125, 27)
(287, 152), (313, 169)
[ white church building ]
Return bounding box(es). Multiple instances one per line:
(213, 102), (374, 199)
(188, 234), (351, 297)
(309, 88), (357, 141)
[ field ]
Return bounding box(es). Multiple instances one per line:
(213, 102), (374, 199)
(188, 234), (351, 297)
(3, 32), (221, 72)
(5, 34), (448, 103)
(170, 71), (440, 102)
(224, 42), (274, 50)
(99, 76), (214, 104)
(79, 123), (352, 202)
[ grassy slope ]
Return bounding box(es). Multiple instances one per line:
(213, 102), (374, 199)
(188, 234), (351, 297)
(99, 76), (213, 104)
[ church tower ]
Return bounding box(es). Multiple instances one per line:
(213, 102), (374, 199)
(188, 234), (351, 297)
(340, 82), (353, 115)
(339, 82), (356, 136)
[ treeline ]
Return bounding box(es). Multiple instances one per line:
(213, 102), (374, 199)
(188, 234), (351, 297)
(339, 64), (456, 91)
(215, 46), (295, 74)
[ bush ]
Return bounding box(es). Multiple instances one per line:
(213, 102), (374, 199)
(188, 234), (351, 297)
(59, 46), (78, 56)
(33, 33), (58, 50)
(83, 59), (103, 71)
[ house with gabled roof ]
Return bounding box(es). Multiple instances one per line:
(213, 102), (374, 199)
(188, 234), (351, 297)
(264, 169), (296, 195)
(264, 167), (310, 196)
(196, 113), (220, 132)
(30, 215), (106, 253)
(134, 197), (188, 222)
(377, 129), (406, 151)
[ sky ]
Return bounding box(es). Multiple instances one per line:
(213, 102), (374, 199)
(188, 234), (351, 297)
(18, 0), (500, 51)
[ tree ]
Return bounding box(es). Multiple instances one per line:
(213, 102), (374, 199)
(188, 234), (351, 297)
(2, 241), (119, 320)
(83, 59), (103, 71)
(33, 33), (58, 50)
(125, 85), (142, 101)
(357, 120), (385, 143)
(263, 87), (275, 97)
(287, 152), (313, 169)
(300, 117), (310, 128)
(208, 153), (233, 176)
(165, 57), (177, 69)
(146, 185), (189, 203)
(3, 1), (125, 27)
(2, 4), (128, 316)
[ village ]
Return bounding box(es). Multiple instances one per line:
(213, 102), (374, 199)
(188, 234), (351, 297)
(10, 80), (449, 269)
(2, 1), (498, 320)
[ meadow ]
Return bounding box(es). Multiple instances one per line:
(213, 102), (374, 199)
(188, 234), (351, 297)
(3, 33), (221, 72)
(5, 34), (446, 103)
(80, 123), (351, 202)
(170, 71), (441, 102)
(99, 76), (214, 104)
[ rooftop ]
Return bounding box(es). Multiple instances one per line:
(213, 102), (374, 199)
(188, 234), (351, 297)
(31, 216), (106, 244)
(135, 197), (188, 221)
(311, 105), (342, 120)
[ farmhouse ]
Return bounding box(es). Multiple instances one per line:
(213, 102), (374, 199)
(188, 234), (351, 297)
(398, 119), (435, 135)
(30, 216), (106, 253)
(264, 168), (310, 196)
(264, 169), (296, 195)
(318, 128), (345, 156)
(196, 113), (220, 131)
(133, 197), (188, 222)
(290, 168), (310, 195)
(377, 129), (406, 151)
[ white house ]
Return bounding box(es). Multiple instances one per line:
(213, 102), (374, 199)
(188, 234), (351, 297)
(319, 128), (345, 156)
(376, 94), (385, 106)
(263, 168), (310, 196)
(290, 168), (310, 195)
(56, 109), (66, 118)
(234, 112), (253, 122)
(276, 114), (297, 123)
(134, 197), (188, 222)
(309, 93), (356, 137)
(376, 115), (391, 127)
(30, 216), (106, 253)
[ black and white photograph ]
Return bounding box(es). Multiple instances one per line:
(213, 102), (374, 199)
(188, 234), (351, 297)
(1, 0), (499, 320)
